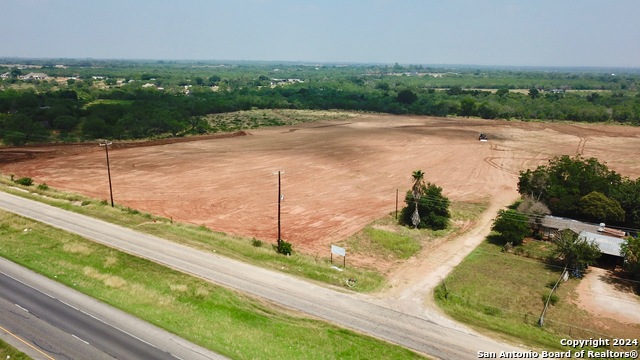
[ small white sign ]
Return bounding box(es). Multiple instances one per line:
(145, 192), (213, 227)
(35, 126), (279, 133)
(331, 245), (346, 257)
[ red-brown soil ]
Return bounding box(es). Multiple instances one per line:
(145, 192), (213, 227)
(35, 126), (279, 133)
(2, 115), (640, 260)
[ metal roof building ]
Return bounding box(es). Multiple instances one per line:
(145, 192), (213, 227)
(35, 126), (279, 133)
(578, 231), (625, 258)
(541, 215), (600, 234)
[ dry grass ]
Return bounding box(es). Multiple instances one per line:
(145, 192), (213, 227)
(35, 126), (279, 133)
(83, 267), (128, 288)
(63, 242), (93, 255)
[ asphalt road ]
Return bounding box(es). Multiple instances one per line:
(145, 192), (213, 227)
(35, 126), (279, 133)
(0, 258), (227, 360)
(0, 291), (112, 360)
(0, 270), (173, 360)
(0, 191), (524, 359)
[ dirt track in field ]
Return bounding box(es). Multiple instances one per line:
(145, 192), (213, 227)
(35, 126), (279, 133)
(2, 115), (640, 260)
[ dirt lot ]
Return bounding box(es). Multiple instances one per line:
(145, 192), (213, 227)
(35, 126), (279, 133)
(2, 114), (640, 259)
(574, 267), (640, 324)
(3, 113), (640, 339)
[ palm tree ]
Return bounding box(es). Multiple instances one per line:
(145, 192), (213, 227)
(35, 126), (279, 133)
(411, 170), (426, 228)
(411, 170), (426, 199)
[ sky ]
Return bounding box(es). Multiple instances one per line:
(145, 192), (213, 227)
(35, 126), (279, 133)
(2, 0), (639, 68)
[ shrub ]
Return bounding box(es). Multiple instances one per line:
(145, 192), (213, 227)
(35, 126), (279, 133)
(123, 207), (140, 215)
(277, 240), (292, 255)
(15, 177), (33, 186)
(81, 200), (91, 206)
(99, 199), (109, 205)
(37, 183), (49, 191)
(542, 293), (559, 306)
(251, 238), (263, 247)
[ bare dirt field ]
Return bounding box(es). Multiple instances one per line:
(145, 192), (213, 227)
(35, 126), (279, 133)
(3, 113), (640, 338)
(2, 114), (640, 259)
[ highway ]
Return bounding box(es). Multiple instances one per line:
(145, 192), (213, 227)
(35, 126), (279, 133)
(0, 191), (523, 359)
(0, 270), (173, 359)
(0, 258), (227, 360)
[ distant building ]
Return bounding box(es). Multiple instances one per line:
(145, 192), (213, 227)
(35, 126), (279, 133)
(20, 72), (49, 80)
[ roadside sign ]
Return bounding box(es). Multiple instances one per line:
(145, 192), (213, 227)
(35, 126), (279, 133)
(331, 245), (346, 268)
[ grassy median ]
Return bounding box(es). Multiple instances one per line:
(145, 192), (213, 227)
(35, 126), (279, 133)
(0, 210), (424, 359)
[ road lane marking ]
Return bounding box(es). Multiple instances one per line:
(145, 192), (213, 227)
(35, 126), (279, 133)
(0, 324), (56, 360)
(72, 334), (89, 345)
(14, 304), (29, 313)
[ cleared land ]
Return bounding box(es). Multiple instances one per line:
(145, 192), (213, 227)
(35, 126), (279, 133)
(2, 113), (640, 266)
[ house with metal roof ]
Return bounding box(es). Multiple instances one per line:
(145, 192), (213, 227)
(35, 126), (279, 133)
(579, 231), (625, 258)
(539, 215), (600, 238)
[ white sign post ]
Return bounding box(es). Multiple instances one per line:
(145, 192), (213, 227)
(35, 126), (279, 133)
(331, 245), (346, 268)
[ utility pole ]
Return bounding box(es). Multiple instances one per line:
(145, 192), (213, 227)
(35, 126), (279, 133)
(99, 141), (114, 207)
(274, 170), (284, 247)
(395, 188), (399, 220)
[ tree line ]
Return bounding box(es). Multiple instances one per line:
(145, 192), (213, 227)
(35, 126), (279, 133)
(1, 61), (640, 145)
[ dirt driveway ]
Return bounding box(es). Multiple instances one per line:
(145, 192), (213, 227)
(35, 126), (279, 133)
(575, 267), (640, 324)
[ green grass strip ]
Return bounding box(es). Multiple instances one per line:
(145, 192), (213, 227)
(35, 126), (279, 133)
(0, 211), (424, 359)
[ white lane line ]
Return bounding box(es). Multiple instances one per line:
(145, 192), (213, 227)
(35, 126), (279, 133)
(72, 334), (90, 345)
(14, 304), (29, 313)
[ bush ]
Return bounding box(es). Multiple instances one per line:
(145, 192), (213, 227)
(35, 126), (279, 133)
(277, 240), (292, 255)
(37, 183), (49, 191)
(15, 177), (33, 186)
(251, 238), (263, 247)
(542, 293), (559, 306)
(123, 207), (140, 215)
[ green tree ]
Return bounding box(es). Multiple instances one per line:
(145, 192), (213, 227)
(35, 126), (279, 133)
(401, 183), (450, 230)
(578, 191), (625, 224)
(53, 115), (81, 132)
(396, 89), (417, 105)
(207, 75), (221, 86)
(491, 209), (530, 246)
(529, 88), (540, 99)
(552, 229), (600, 271)
(620, 236), (640, 280)
(460, 97), (476, 117)
(400, 171), (450, 230)
(0, 114), (48, 145)
(611, 178), (640, 230)
(496, 87), (509, 97)
(517, 155), (623, 219)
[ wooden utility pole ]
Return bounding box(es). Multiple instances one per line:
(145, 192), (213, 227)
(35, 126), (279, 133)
(99, 141), (114, 207)
(277, 170), (282, 246)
